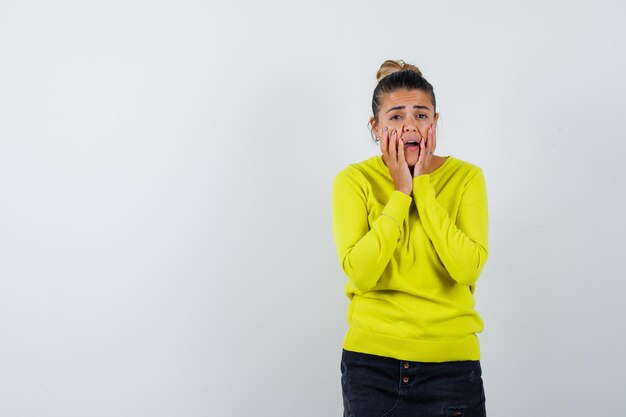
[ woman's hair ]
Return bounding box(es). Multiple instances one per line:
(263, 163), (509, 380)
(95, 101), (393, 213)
(371, 59), (437, 123)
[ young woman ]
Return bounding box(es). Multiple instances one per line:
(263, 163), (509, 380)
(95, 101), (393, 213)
(332, 60), (489, 417)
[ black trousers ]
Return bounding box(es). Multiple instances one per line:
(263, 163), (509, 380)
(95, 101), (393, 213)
(341, 349), (486, 417)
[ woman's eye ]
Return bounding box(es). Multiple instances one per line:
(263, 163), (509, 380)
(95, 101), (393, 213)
(390, 115), (401, 120)
(417, 114), (427, 119)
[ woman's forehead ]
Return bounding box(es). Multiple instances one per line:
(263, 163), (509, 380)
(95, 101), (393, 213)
(382, 89), (433, 110)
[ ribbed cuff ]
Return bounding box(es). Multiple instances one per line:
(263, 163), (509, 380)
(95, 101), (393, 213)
(381, 191), (412, 227)
(412, 175), (436, 204)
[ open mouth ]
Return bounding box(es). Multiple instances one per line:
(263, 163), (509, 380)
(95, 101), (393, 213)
(404, 140), (420, 148)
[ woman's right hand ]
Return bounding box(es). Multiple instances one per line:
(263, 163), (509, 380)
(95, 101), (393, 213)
(379, 127), (412, 195)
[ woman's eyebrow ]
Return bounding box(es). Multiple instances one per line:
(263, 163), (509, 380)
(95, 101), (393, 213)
(386, 105), (431, 113)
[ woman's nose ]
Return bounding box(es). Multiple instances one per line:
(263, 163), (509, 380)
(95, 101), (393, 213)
(403, 123), (417, 132)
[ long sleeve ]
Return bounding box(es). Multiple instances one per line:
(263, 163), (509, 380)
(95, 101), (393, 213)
(332, 167), (412, 293)
(412, 169), (489, 286)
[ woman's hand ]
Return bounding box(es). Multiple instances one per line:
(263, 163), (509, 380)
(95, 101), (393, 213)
(379, 127), (412, 195)
(413, 124), (437, 177)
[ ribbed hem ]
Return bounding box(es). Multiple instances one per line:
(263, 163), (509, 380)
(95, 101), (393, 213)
(343, 326), (480, 362)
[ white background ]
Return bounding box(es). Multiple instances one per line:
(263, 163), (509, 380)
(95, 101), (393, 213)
(1, 1), (625, 416)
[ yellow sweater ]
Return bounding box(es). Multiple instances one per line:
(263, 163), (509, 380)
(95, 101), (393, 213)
(332, 155), (488, 362)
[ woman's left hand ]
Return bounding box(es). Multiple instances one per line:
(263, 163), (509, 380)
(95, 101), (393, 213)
(413, 124), (437, 177)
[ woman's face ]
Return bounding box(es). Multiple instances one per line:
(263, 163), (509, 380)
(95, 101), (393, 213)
(372, 89), (439, 167)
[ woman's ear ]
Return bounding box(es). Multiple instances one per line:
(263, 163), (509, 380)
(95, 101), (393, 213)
(369, 116), (377, 131)
(369, 117), (379, 142)
(369, 117), (380, 135)
(434, 113), (440, 125)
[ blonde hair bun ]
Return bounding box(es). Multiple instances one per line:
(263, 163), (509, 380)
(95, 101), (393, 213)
(376, 59), (423, 82)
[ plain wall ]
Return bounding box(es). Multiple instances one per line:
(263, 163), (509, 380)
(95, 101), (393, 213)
(1, 0), (625, 416)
